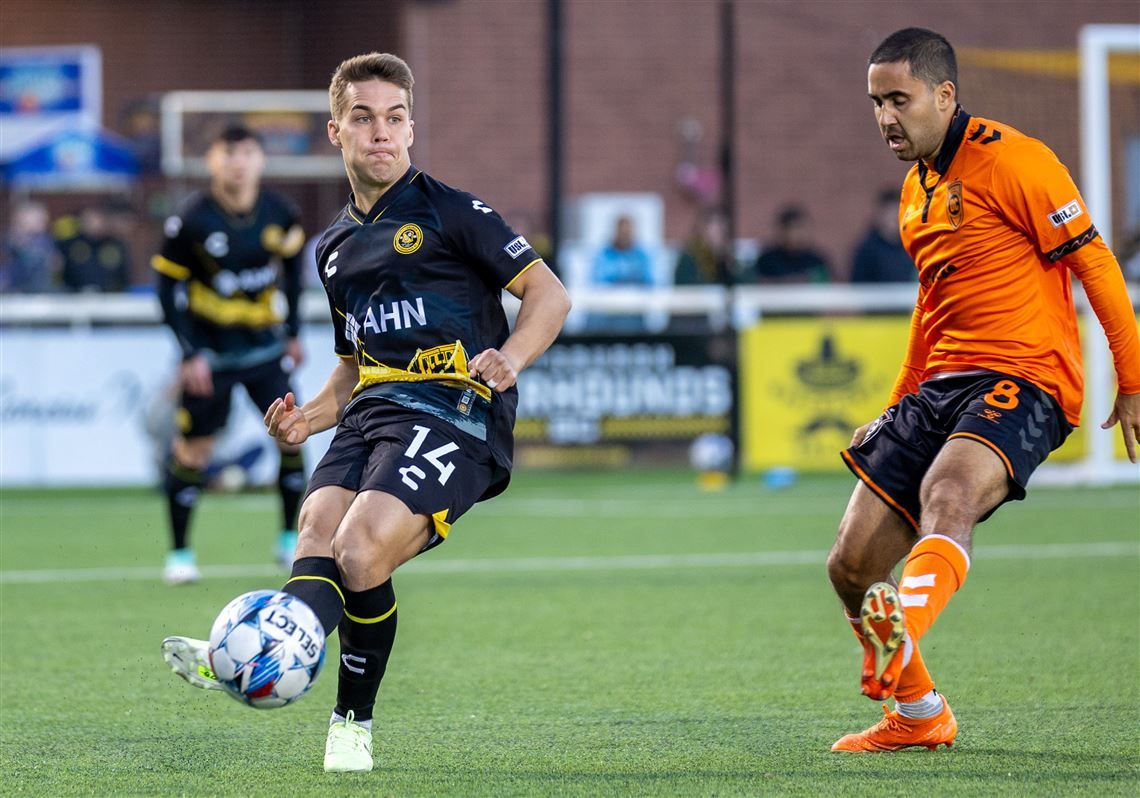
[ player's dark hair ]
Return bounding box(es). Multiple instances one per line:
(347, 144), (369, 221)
(214, 125), (262, 146)
(329, 52), (414, 120)
(869, 28), (958, 91)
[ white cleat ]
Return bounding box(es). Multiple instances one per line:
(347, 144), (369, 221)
(276, 530), (298, 570)
(324, 710), (374, 773)
(161, 636), (223, 691)
(163, 549), (201, 586)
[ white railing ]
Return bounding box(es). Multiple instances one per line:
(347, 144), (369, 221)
(2, 284), (1134, 485)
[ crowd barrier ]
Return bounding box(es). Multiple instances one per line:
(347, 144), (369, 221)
(1, 284), (1135, 486)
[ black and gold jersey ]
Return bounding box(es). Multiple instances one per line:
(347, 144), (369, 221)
(315, 166), (540, 477)
(152, 190), (305, 369)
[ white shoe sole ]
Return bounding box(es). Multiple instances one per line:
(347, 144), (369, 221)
(161, 636), (223, 691)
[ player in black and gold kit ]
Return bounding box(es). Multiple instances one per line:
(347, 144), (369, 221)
(161, 55), (570, 772)
(152, 126), (308, 585)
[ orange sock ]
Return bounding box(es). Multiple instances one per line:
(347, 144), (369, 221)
(899, 534), (970, 642)
(894, 639), (935, 702)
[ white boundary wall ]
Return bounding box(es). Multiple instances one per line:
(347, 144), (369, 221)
(2, 281), (1135, 487)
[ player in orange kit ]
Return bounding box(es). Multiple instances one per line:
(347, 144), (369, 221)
(827, 28), (1140, 752)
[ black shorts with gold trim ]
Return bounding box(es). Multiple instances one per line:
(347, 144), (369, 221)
(306, 397), (498, 554)
(841, 371), (1072, 531)
(179, 356), (295, 438)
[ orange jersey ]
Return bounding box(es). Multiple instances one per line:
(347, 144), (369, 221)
(890, 109), (1140, 425)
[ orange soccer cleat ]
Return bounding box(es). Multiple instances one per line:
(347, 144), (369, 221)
(831, 696), (957, 752)
(859, 582), (906, 700)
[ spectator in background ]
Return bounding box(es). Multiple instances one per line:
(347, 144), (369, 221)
(851, 187), (916, 283)
(675, 208), (731, 285)
(747, 204), (830, 283)
(1, 200), (61, 293)
(589, 214), (654, 331)
(56, 203), (132, 292)
(592, 215), (653, 286)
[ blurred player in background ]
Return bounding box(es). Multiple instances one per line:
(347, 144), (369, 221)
(153, 125), (308, 584)
(827, 27), (1140, 752)
(162, 53), (570, 772)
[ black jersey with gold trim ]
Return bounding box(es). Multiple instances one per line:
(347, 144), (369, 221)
(314, 166), (540, 480)
(152, 190), (304, 368)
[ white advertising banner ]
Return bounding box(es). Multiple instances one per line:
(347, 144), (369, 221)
(0, 326), (338, 486)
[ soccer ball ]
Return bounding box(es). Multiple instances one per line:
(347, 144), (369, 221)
(208, 590), (326, 709)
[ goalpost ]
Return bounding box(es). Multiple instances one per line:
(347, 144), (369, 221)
(1037, 24), (1140, 486)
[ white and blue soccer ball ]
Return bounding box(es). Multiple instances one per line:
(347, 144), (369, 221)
(208, 590), (326, 709)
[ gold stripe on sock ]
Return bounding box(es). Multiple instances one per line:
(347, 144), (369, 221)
(284, 575), (345, 605)
(344, 601), (397, 625)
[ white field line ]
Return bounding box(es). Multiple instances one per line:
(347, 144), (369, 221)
(3, 492), (1136, 519)
(0, 541), (1135, 585)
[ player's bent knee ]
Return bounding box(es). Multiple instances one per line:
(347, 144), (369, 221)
(331, 528), (400, 587)
(171, 437), (212, 470)
(921, 475), (999, 531)
(826, 545), (872, 596)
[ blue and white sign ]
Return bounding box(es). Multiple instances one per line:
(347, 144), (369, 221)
(0, 45), (102, 161)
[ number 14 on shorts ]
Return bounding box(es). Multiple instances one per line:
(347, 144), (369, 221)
(400, 425), (459, 490)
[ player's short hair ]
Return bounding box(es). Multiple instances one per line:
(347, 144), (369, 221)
(869, 28), (958, 91)
(329, 52), (415, 120)
(213, 125), (262, 147)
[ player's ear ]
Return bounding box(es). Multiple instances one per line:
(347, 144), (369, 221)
(937, 80), (956, 111)
(407, 119), (414, 148)
(327, 119), (342, 149)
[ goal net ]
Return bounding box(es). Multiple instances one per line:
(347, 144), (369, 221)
(159, 90), (343, 179)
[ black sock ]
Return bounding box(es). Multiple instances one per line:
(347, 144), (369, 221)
(335, 579), (398, 722)
(164, 459), (205, 551)
(281, 556), (345, 636)
(277, 451), (306, 531)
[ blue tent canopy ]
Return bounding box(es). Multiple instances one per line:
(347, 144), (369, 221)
(1, 128), (139, 190)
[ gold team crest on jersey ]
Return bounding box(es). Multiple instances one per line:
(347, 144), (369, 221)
(394, 223), (424, 254)
(946, 181), (964, 230)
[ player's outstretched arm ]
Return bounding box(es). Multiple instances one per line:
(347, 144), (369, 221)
(469, 262), (570, 392)
(1101, 391), (1140, 464)
(265, 358), (359, 444)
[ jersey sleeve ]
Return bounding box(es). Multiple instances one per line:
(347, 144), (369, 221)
(988, 139), (1098, 263)
(276, 198), (306, 339)
(151, 212), (197, 281)
(314, 236), (355, 359)
(442, 192), (541, 289)
(886, 301), (930, 406)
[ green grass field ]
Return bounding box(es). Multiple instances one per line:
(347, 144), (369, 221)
(1, 470), (1137, 796)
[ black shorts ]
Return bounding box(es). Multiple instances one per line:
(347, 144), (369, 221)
(841, 371), (1073, 531)
(306, 398), (498, 552)
(178, 357), (295, 438)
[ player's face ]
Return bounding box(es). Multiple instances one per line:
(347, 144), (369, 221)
(328, 79), (414, 192)
(868, 61), (956, 163)
(206, 139), (265, 192)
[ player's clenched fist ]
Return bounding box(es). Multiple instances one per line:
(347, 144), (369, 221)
(265, 391), (310, 445)
(468, 349), (518, 393)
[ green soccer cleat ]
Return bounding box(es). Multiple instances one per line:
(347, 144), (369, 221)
(324, 711), (374, 773)
(161, 636), (223, 691)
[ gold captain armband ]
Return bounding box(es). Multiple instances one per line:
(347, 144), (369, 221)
(355, 341), (492, 400)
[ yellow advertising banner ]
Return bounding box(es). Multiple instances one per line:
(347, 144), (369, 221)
(738, 317), (1137, 472)
(741, 318), (908, 471)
